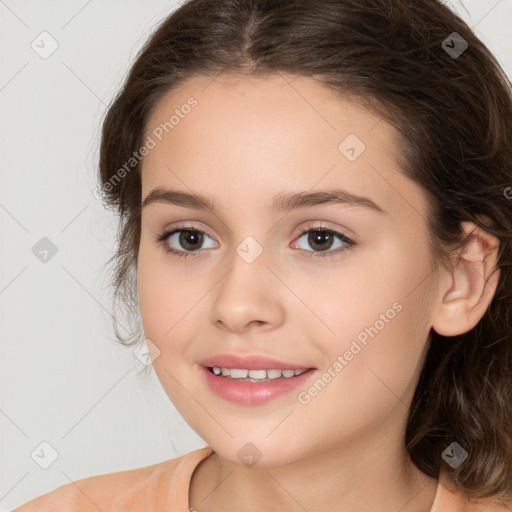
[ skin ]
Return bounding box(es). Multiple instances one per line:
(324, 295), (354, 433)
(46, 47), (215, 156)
(136, 73), (500, 512)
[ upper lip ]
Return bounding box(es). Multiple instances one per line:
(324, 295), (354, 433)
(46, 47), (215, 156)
(200, 354), (314, 371)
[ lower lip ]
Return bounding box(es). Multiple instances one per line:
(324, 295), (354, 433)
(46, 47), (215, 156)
(200, 366), (316, 405)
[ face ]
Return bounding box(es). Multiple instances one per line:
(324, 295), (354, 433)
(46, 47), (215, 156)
(137, 73), (439, 467)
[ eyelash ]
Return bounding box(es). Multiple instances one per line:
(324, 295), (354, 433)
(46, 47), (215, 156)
(155, 223), (356, 261)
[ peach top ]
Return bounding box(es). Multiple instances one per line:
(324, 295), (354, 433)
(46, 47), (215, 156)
(12, 446), (512, 512)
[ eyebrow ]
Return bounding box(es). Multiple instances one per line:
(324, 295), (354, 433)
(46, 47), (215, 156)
(141, 187), (387, 215)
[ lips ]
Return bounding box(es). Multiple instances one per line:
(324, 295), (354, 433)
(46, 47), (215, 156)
(199, 353), (313, 371)
(198, 353), (317, 405)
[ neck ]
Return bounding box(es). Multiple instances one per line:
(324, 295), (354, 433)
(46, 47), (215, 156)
(189, 410), (438, 512)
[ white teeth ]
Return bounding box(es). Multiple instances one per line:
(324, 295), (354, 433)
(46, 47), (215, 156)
(229, 368), (249, 378)
(248, 369), (267, 379)
(211, 367), (309, 380)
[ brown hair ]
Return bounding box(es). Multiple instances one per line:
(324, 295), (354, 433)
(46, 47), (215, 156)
(97, 0), (512, 504)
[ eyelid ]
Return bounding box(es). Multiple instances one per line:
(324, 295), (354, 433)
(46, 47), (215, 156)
(290, 220), (354, 240)
(290, 221), (355, 257)
(157, 220), (356, 259)
(163, 219), (354, 241)
(163, 221), (217, 240)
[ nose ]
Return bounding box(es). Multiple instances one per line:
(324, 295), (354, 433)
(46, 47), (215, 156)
(209, 247), (286, 334)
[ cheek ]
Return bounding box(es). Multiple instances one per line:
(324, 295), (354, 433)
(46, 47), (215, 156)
(293, 304), (428, 447)
(136, 242), (197, 348)
(136, 248), (201, 404)
(292, 248), (409, 342)
(301, 241), (433, 405)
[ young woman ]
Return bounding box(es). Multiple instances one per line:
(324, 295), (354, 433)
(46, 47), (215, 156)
(15, 0), (512, 510)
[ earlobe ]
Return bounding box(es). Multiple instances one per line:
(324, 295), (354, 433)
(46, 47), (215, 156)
(432, 221), (500, 337)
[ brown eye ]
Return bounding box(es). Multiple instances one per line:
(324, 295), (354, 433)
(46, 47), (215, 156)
(178, 230), (204, 251)
(294, 227), (354, 258)
(156, 227), (217, 257)
(306, 230), (335, 252)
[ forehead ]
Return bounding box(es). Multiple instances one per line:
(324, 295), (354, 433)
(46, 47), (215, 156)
(144, 72), (391, 142)
(140, 73), (427, 224)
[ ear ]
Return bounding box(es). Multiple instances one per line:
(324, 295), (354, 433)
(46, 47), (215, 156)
(431, 221), (500, 337)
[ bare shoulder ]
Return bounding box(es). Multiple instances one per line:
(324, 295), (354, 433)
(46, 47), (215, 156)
(469, 497), (512, 512)
(436, 472), (512, 512)
(12, 457), (183, 512)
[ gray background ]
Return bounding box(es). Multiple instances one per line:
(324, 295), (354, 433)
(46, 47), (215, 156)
(1, 0), (511, 509)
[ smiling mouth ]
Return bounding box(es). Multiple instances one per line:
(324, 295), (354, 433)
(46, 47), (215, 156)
(207, 366), (313, 382)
